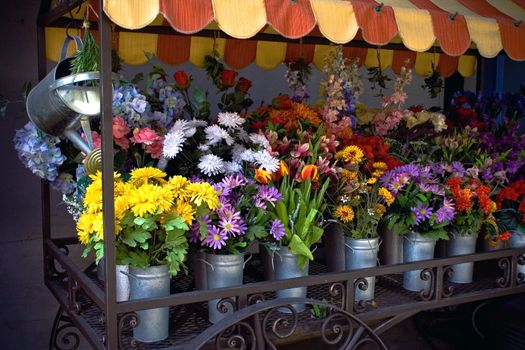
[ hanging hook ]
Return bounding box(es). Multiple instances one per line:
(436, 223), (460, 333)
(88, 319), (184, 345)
(449, 12), (459, 21)
(374, 2), (384, 13)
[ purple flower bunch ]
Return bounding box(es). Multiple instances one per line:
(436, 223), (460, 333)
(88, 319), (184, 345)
(381, 164), (454, 239)
(190, 174), (285, 253)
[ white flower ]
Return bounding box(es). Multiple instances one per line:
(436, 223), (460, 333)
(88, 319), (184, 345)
(163, 130), (186, 159)
(224, 161), (242, 175)
(253, 150), (279, 173)
(249, 133), (270, 148)
(198, 154), (225, 177)
(240, 149), (255, 163)
(198, 144), (210, 152)
(237, 129), (250, 143)
(232, 144), (247, 163)
(188, 118), (208, 128)
(171, 119), (196, 138)
(205, 125), (234, 146)
(217, 112), (245, 129)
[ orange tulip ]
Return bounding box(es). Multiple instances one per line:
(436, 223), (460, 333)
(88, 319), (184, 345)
(301, 164), (318, 181)
(279, 161), (289, 177)
(255, 168), (272, 184)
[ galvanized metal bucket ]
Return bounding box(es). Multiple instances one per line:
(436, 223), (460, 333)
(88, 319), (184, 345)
(204, 253), (244, 324)
(483, 237), (506, 251)
(510, 232), (525, 279)
(447, 231), (478, 283)
(324, 223), (346, 272)
(190, 250), (207, 290)
(378, 221), (403, 265)
(403, 232), (436, 292)
(273, 246), (309, 313)
(128, 265), (171, 342)
(345, 237), (379, 301)
(96, 258), (130, 302)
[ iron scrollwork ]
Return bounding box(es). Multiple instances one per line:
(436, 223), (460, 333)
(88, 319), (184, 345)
(185, 298), (387, 350)
(118, 312), (139, 349)
(49, 308), (82, 350)
(329, 282), (346, 309)
(517, 255), (525, 284)
(496, 257), (511, 288)
(419, 268), (435, 301)
(353, 278), (370, 313)
(442, 266), (455, 298)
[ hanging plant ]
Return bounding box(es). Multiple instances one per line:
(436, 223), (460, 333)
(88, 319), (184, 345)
(70, 21), (100, 74)
(285, 57), (312, 102)
(422, 63), (444, 99)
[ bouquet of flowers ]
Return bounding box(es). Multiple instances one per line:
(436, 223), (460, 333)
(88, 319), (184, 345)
(444, 174), (497, 236)
(77, 167), (219, 275)
(330, 145), (394, 239)
(381, 164), (454, 240)
(188, 174), (285, 255)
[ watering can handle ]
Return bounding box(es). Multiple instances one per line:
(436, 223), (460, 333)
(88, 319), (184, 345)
(60, 35), (83, 62)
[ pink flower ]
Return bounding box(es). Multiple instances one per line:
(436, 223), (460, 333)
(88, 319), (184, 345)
(82, 131), (102, 149)
(130, 128), (162, 145)
(112, 116), (129, 139)
(290, 143), (312, 158)
(145, 138), (164, 159)
(316, 156), (336, 177)
(115, 136), (129, 151)
(320, 134), (339, 154)
(390, 91), (407, 105)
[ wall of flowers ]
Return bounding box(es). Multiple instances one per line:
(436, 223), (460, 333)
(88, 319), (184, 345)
(14, 34), (525, 337)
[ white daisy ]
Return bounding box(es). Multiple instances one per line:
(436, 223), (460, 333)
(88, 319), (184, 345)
(163, 130), (186, 159)
(198, 154), (225, 177)
(253, 150), (279, 173)
(237, 129), (250, 143)
(232, 144), (247, 163)
(171, 119), (196, 138)
(205, 125), (234, 146)
(198, 144), (210, 152)
(249, 133), (270, 148)
(217, 112), (245, 129)
(240, 149), (255, 163)
(224, 161), (242, 175)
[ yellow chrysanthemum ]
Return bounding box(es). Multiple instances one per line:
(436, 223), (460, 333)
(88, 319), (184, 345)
(114, 181), (132, 197)
(340, 169), (358, 183)
(373, 162), (388, 171)
(375, 204), (386, 217)
(157, 185), (175, 212)
(92, 212), (105, 241)
(89, 171), (122, 183)
(367, 177), (378, 185)
(77, 213), (97, 244)
(167, 175), (190, 200)
(186, 182), (220, 210)
(128, 183), (162, 217)
(130, 167), (167, 186)
(114, 196), (130, 220)
(378, 187), (394, 206)
(175, 201), (196, 225)
(335, 145), (364, 165)
(84, 180), (103, 213)
(335, 205), (355, 223)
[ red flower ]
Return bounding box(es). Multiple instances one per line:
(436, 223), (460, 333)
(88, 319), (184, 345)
(272, 94), (293, 110)
(499, 231), (511, 241)
(235, 77), (252, 94)
(221, 69), (238, 88)
(173, 71), (190, 89)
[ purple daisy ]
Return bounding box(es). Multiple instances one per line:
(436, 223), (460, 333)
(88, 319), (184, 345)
(254, 185), (283, 210)
(203, 225), (228, 250)
(388, 173), (411, 194)
(270, 219), (285, 241)
(411, 204), (433, 225)
(435, 198), (456, 224)
(218, 174), (247, 196)
(451, 161), (465, 177)
(218, 210), (247, 236)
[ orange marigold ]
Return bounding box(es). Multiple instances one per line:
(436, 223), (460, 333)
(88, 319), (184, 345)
(446, 176), (462, 191)
(455, 188), (473, 212)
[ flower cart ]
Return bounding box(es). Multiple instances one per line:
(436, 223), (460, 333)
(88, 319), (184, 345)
(29, 0), (525, 349)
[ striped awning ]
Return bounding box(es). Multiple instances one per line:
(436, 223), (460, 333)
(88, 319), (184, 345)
(46, 0), (525, 76)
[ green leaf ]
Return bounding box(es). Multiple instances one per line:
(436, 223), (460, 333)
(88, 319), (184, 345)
(309, 226), (324, 246)
(21, 81), (32, 100)
(131, 73), (144, 85)
(288, 234), (313, 262)
(133, 217), (146, 226)
(121, 229), (151, 248)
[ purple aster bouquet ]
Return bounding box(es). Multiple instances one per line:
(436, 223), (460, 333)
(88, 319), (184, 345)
(189, 174), (285, 254)
(381, 164), (454, 240)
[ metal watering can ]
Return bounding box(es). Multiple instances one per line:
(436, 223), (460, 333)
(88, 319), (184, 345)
(26, 36), (117, 174)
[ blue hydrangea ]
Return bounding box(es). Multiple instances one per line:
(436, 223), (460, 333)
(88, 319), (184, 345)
(158, 85), (185, 125)
(112, 85), (151, 128)
(14, 122), (66, 182)
(50, 173), (76, 195)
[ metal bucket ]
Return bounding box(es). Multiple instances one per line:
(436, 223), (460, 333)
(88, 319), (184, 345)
(403, 232), (436, 292)
(378, 221), (403, 265)
(96, 258), (130, 301)
(261, 244), (276, 281)
(190, 250), (207, 290)
(510, 232), (525, 279)
(447, 232), (478, 283)
(129, 265), (170, 342)
(483, 238), (505, 251)
(324, 223), (346, 272)
(273, 246), (309, 313)
(205, 253), (244, 324)
(345, 237), (379, 301)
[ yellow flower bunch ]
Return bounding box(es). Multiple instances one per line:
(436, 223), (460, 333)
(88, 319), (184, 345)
(77, 167), (220, 271)
(335, 145), (364, 165)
